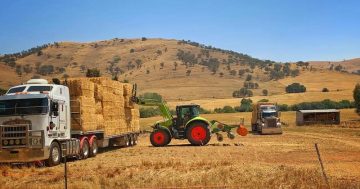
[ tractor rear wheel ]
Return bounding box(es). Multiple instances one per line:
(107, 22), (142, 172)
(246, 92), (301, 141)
(150, 130), (171, 147)
(186, 122), (211, 146)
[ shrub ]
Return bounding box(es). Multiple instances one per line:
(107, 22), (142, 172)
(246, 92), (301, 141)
(0, 88), (7, 95)
(322, 88), (329, 92)
(86, 68), (101, 77)
(234, 98), (253, 112)
(233, 88), (253, 98)
(262, 89), (268, 96)
(38, 65), (54, 75)
(245, 74), (252, 81)
(140, 107), (160, 118)
(286, 83), (306, 93)
(141, 37), (147, 41)
(130, 49), (135, 53)
(139, 92), (163, 102)
(258, 99), (269, 102)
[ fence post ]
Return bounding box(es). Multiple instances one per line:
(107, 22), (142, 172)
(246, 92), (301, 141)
(315, 143), (330, 188)
(64, 156), (68, 189)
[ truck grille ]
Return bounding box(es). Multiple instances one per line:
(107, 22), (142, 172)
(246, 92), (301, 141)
(266, 118), (277, 127)
(0, 124), (29, 148)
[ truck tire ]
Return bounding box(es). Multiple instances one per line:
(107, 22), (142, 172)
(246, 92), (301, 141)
(89, 139), (98, 157)
(186, 122), (211, 146)
(128, 134), (133, 146)
(150, 130), (171, 147)
(133, 134), (138, 145)
(46, 142), (61, 167)
(251, 124), (257, 132)
(81, 139), (90, 159)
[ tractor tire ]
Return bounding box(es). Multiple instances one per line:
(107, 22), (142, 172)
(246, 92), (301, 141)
(150, 130), (171, 147)
(46, 142), (61, 167)
(81, 139), (90, 159)
(89, 138), (98, 157)
(186, 122), (211, 146)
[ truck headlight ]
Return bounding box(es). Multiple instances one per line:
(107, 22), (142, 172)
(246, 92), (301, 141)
(21, 139), (26, 145)
(3, 140), (9, 146)
(277, 122), (282, 127)
(9, 139), (14, 145)
(31, 138), (40, 145)
(15, 139), (20, 145)
(261, 123), (265, 127)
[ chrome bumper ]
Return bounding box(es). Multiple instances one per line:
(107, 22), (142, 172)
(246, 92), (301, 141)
(261, 127), (283, 135)
(0, 147), (49, 162)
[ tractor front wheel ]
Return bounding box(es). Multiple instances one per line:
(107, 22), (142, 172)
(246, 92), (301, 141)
(186, 122), (211, 146)
(150, 130), (171, 147)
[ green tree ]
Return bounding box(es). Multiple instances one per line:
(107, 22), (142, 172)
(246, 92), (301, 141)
(285, 83), (306, 93)
(262, 89), (268, 96)
(354, 83), (360, 114)
(245, 74), (252, 81)
(86, 68), (101, 77)
(0, 88), (7, 95)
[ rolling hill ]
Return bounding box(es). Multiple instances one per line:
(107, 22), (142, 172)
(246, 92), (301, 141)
(1, 38), (359, 106)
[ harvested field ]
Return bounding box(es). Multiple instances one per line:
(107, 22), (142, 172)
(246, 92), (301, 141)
(0, 110), (359, 189)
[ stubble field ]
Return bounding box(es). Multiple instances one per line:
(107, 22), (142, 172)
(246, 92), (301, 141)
(0, 109), (359, 189)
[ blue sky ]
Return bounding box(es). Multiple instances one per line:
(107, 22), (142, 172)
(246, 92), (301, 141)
(0, 0), (359, 62)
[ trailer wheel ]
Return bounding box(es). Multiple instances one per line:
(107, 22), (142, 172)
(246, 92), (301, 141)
(186, 122), (211, 146)
(46, 142), (61, 167)
(150, 130), (170, 147)
(133, 135), (138, 145)
(81, 139), (90, 159)
(89, 139), (98, 157)
(128, 134), (134, 146)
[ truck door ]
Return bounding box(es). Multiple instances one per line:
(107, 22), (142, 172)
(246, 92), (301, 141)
(58, 101), (67, 137)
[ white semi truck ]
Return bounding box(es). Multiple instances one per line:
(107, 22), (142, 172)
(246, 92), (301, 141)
(0, 79), (139, 166)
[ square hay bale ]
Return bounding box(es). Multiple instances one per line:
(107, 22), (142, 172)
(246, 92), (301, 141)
(67, 79), (95, 98)
(123, 84), (132, 96)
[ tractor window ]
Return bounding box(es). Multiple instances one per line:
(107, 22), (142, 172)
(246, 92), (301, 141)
(181, 108), (191, 119)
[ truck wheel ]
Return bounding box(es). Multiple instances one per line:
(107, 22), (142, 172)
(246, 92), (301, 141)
(251, 124), (257, 132)
(46, 142), (61, 167)
(89, 139), (98, 157)
(150, 130), (171, 147)
(81, 139), (90, 159)
(186, 122), (211, 146)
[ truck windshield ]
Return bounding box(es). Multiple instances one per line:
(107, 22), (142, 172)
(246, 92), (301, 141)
(7, 87), (26, 94)
(0, 98), (49, 116)
(262, 112), (277, 118)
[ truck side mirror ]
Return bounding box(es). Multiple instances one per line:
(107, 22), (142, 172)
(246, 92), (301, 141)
(52, 102), (59, 116)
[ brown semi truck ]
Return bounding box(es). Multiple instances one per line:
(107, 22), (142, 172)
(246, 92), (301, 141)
(251, 102), (282, 135)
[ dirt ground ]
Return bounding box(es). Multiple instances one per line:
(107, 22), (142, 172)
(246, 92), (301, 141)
(1, 111), (360, 189)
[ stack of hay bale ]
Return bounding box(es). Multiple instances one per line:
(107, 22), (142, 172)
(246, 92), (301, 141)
(66, 77), (140, 136)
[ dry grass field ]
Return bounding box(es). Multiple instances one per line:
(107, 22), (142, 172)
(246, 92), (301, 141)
(1, 109), (359, 189)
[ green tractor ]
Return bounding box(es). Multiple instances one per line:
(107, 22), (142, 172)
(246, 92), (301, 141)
(131, 85), (247, 147)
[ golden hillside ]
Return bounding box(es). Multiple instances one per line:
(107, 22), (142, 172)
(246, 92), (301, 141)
(1, 38), (359, 103)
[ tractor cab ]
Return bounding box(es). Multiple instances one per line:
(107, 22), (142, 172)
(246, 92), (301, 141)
(174, 104), (200, 128)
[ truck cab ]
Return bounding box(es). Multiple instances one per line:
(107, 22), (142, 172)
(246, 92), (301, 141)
(0, 79), (77, 165)
(251, 103), (282, 135)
